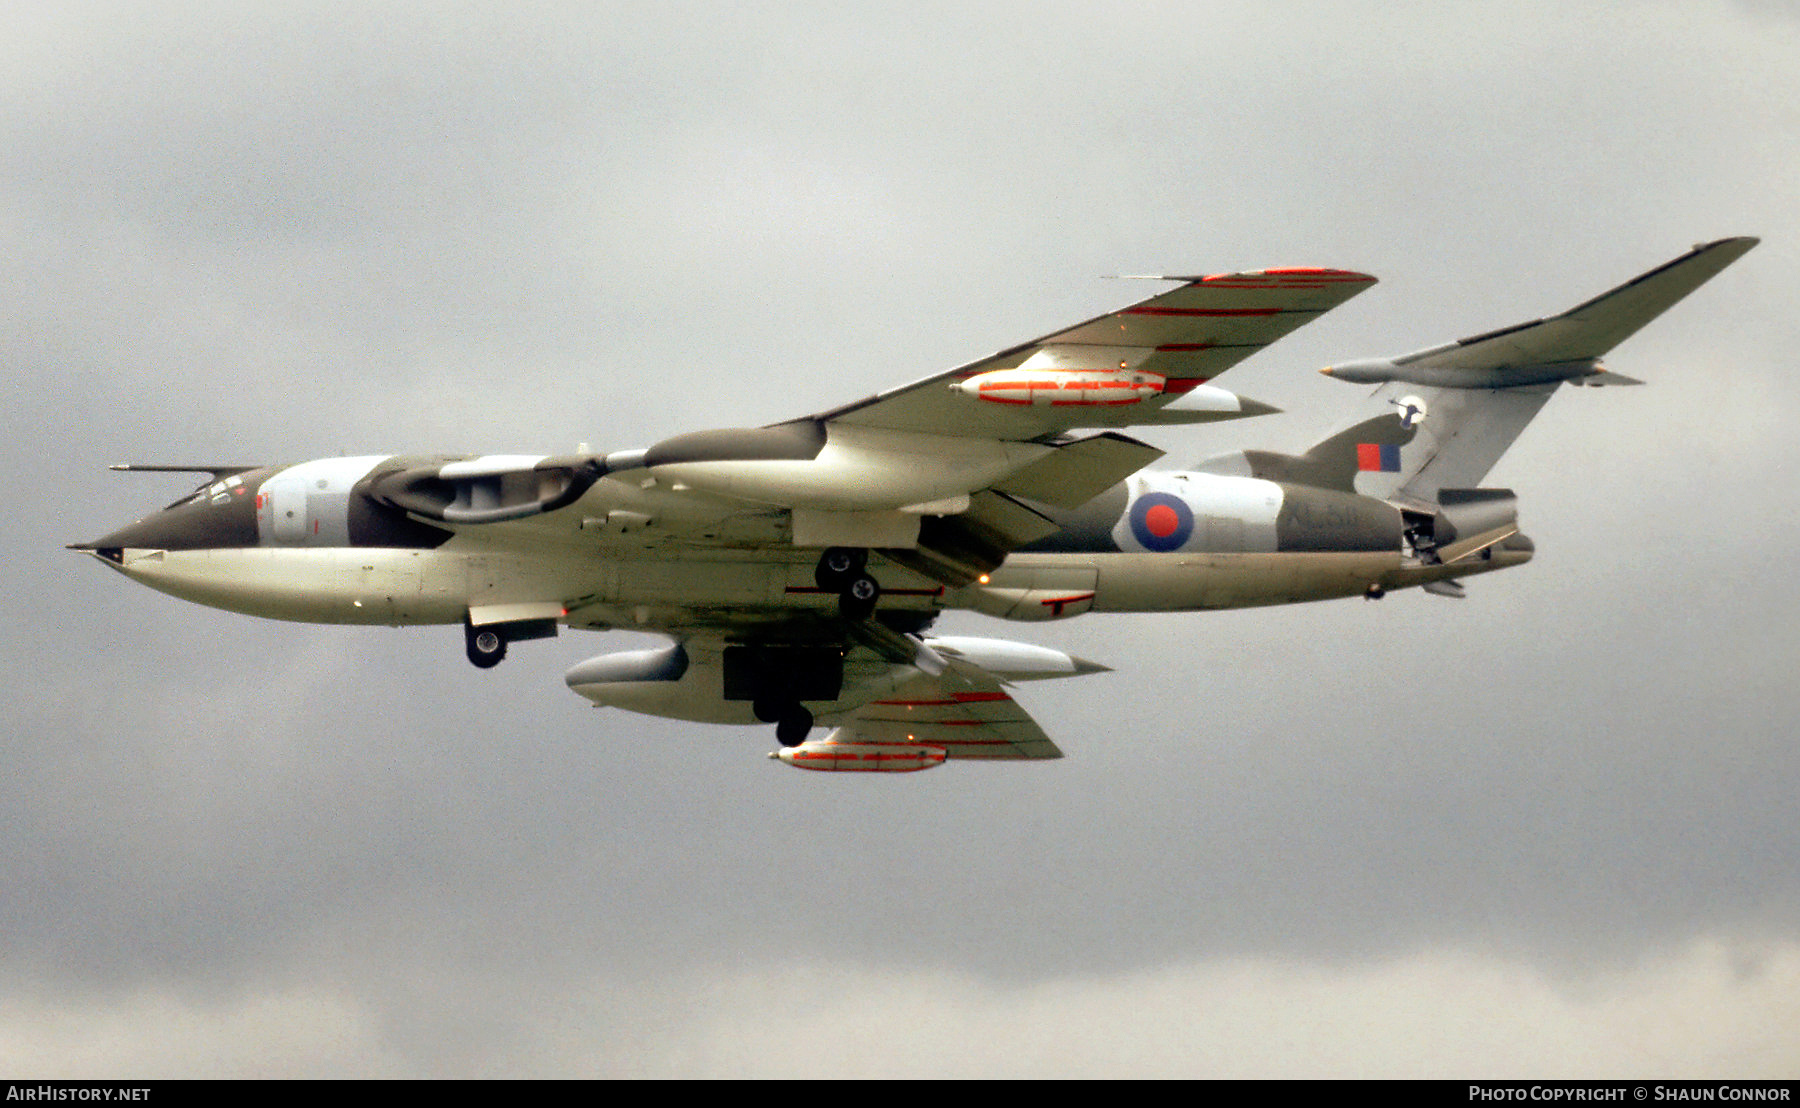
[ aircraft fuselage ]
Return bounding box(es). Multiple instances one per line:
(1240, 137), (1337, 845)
(81, 453), (1530, 634)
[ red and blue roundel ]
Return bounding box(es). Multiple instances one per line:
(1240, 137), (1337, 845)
(1128, 491), (1194, 551)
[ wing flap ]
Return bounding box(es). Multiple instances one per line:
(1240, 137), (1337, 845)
(992, 432), (1164, 509)
(829, 666), (1063, 760)
(883, 490), (1061, 586)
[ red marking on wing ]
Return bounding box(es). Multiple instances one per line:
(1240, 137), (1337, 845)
(1260, 268), (1372, 279)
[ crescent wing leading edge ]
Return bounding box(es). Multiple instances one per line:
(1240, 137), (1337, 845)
(807, 266), (1377, 440)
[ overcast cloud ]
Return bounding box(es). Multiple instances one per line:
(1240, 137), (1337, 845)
(5, 0), (1797, 1077)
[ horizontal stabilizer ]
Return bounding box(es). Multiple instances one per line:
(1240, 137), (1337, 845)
(1437, 236), (1758, 367)
(1301, 237), (1756, 503)
(1321, 237), (1758, 389)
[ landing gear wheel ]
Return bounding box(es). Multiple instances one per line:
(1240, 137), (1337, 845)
(839, 573), (880, 621)
(814, 546), (867, 591)
(465, 622), (507, 668)
(775, 705), (814, 747)
(752, 697), (784, 724)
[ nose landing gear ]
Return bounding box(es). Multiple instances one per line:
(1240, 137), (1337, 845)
(465, 619), (507, 668)
(462, 614), (558, 668)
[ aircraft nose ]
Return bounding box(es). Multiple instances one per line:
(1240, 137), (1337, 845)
(74, 515), (190, 554)
(66, 542), (125, 565)
(76, 475), (264, 554)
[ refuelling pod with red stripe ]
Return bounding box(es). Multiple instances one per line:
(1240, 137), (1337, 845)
(771, 740), (947, 772)
(951, 368), (1166, 407)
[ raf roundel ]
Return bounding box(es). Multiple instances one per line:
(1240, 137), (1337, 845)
(1128, 491), (1194, 552)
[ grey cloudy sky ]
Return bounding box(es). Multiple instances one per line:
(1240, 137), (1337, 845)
(5, 0), (1797, 1077)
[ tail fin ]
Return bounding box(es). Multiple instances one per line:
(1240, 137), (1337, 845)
(1201, 238), (1757, 507)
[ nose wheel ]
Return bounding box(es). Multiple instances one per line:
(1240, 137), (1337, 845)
(465, 619), (507, 668)
(814, 547), (881, 621)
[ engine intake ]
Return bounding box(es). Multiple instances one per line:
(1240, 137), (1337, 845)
(370, 455), (605, 524)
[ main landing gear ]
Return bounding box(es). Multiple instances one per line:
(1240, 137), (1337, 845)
(814, 546), (881, 621)
(755, 697), (815, 747)
(726, 644), (843, 749)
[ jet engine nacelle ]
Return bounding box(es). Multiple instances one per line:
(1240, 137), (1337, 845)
(370, 455), (605, 524)
(630, 421), (1047, 516)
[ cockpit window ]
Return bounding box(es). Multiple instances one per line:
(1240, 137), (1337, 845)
(166, 474), (251, 512)
(205, 475), (248, 507)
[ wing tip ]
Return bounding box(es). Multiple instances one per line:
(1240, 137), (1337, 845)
(1113, 268), (1377, 286)
(1192, 267), (1377, 286)
(1700, 236), (1760, 265)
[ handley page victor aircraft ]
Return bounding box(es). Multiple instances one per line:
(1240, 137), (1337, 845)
(75, 238), (1756, 771)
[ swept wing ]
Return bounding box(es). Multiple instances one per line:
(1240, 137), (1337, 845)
(814, 266), (1377, 439)
(776, 655), (1064, 769)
